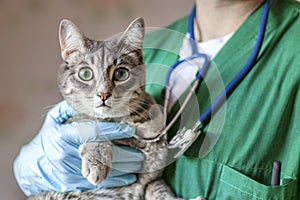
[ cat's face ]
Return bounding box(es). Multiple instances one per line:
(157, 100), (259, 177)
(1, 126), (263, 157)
(58, 18), (146, 119)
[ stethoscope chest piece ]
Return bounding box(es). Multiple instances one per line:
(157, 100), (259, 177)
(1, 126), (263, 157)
(168, 121), (202, 158)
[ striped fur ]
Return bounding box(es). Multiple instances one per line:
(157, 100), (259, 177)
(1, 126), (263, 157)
(29, 19), (181, 199)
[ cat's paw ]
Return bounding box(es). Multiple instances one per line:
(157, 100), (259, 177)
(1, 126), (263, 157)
(79, 142), (113, 185)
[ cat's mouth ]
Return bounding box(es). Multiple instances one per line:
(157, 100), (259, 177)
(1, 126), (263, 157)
(95, 103), (111, 108)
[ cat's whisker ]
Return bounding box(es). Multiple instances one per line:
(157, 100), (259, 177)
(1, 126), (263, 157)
(130, 101), (148, 109)
(39, 113), (48, 120)
(128, 106), (150, 120)
(130, 99), (150, 107)
(42, 104), (57, 110)
(39, 104), (58, 119)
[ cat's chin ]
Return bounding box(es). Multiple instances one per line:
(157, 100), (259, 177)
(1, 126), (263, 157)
(93, 107), (128, 119)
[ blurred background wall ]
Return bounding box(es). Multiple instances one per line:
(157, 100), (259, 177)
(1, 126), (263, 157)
(0, 0), (193, 199)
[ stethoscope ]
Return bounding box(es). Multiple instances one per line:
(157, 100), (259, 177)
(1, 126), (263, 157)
(136, 0), (270, 159)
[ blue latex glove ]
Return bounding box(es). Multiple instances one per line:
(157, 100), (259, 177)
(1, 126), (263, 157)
(14, 101), (145, 197)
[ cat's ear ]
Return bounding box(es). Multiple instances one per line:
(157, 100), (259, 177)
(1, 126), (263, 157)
(59, 19), (86, 63)
(119, 17), (145, 51)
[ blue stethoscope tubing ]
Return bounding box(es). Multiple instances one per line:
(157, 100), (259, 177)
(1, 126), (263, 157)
(199, 0), (270, 126)
(163, 0), (270, 134)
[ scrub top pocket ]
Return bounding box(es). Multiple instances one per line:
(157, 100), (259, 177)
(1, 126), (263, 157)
(216, 165), (298, 200)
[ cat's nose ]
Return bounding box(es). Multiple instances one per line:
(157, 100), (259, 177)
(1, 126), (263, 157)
(97, 93), (111, 102)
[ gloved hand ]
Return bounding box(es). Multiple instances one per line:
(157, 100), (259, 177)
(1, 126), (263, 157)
(14, 101), (145, 197)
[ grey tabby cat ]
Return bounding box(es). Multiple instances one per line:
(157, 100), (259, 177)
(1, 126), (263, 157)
(29, 18), (181, 200)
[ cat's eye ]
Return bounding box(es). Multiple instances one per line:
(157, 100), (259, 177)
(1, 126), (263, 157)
(114, 68), (129, 81)
(78, 67), (94, 81)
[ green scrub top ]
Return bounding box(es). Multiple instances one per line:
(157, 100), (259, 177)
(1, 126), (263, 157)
(143, 0), (300, 199)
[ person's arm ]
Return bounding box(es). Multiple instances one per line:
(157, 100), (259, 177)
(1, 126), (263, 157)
(14, 101), (144, 196)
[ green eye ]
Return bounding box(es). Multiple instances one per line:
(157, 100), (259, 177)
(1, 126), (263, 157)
(78, 67), (93, 81)
(114, 68), (129, 81)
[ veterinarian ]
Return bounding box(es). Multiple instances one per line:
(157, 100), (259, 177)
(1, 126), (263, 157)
(143, 0), (299, 198)
(14, 0), (300, 199)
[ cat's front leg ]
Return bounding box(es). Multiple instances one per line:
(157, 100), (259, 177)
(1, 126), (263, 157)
(145, 179), (183, 200)
(79, 142), (112, 185)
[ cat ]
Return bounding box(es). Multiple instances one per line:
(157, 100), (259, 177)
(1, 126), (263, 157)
(28, 18), (182, 200)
